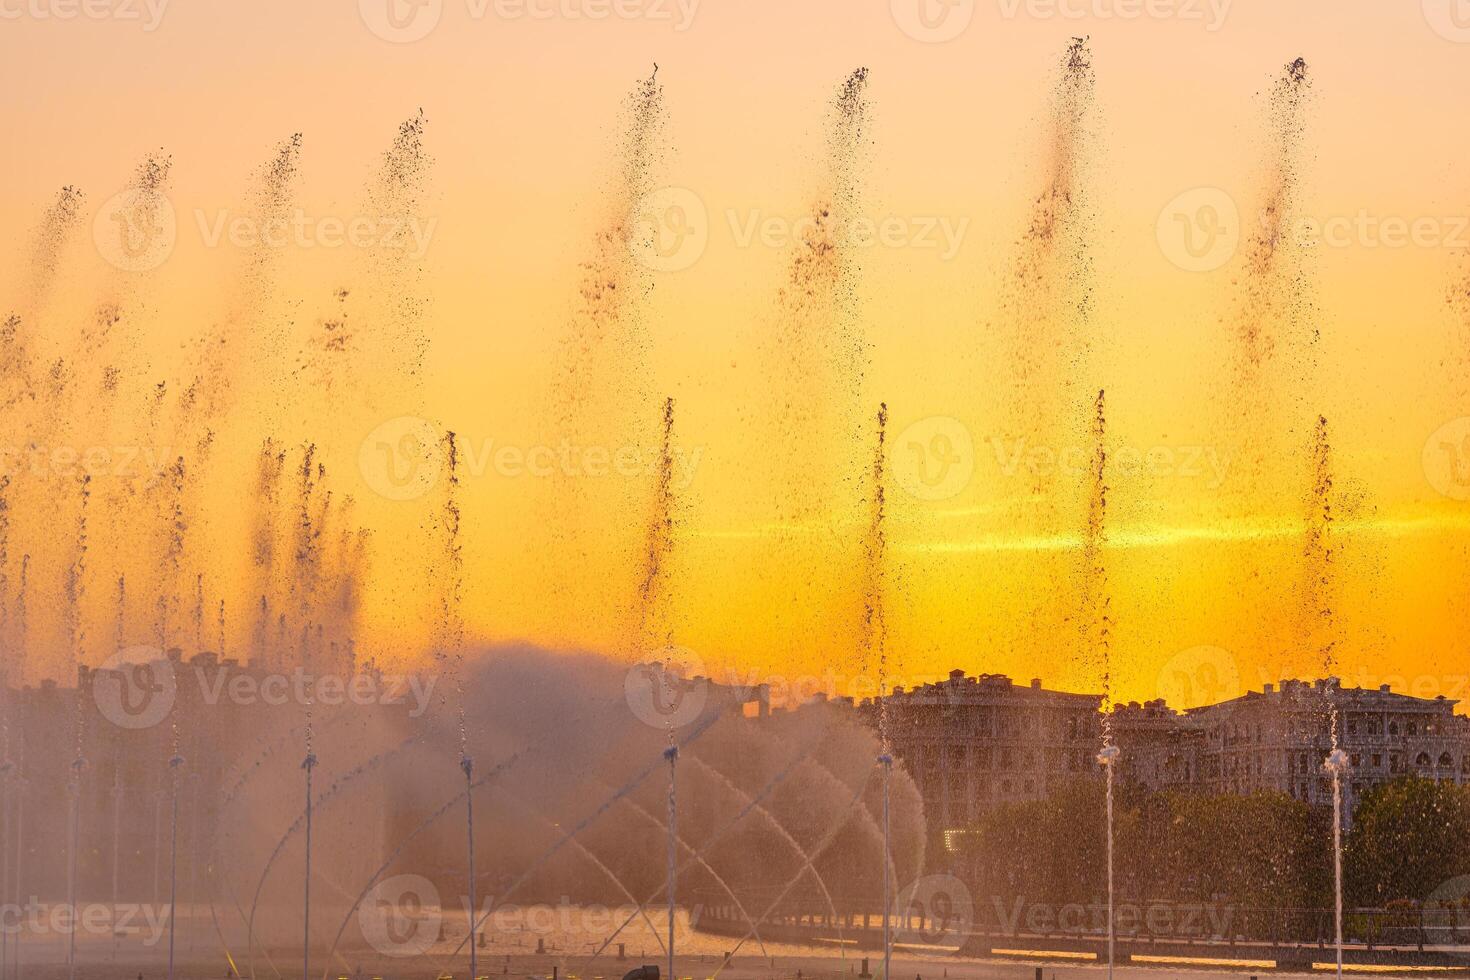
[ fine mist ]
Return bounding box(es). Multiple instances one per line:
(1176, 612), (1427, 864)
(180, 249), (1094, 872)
(196, 645), (926, 964)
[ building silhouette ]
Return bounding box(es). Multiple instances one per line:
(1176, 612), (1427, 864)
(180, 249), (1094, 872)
(838, 669), (1470, 837)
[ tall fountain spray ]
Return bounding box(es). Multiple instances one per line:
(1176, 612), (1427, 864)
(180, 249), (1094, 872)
(859, 404), (891, 980)
(1305, 416), (1344, 980)
(637, 398), (681, 980)
(1082, 390), (1116, 980)
(433, 429), (476, 980)
(65, 472), (91, 980)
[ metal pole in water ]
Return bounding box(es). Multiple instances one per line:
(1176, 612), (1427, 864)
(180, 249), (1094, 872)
(14, 775), (23, 979)
(1097, 744), (1120, 980)
(1326, 748), (1348, 980)
(67, 759), (83, 980)
(168, 753), (183, 980)
(463, 754), (477, 980)
(153, 790), (162, 906)
(665, 745), (679, 980)
(111, 773), (121, 964)
(1, 762), (10, 980)
(302, 748), (317, 980)
(879, 754), (892, 980)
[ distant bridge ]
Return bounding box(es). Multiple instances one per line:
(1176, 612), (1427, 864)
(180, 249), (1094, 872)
(693, 899), (1470, 973)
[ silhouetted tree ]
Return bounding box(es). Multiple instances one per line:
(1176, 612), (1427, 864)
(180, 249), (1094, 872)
(1345, 776), (1470, 906)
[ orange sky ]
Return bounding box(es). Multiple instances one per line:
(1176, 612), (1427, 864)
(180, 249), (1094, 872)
(3, 0), (1470, 710)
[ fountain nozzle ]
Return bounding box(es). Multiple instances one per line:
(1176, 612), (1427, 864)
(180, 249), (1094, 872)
(1097, 745), (1120, 765)
(1324, 749), (1350, 774)
(301, 752), (317, 771)
(663, 745), (678, 762)
(168, 754), (185, 769)
(877, 753), (893, 768)
(461, 754), (474, 778)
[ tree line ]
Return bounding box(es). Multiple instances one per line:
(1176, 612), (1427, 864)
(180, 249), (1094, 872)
(953, 775), (1470, 913)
